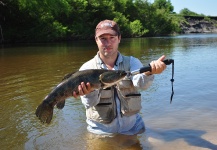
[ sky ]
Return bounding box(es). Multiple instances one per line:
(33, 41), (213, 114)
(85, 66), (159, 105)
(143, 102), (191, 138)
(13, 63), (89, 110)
(170, 0), (217, 16)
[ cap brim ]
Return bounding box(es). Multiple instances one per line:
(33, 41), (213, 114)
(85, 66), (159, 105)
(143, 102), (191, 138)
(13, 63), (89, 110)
(95, 29), (117, 37)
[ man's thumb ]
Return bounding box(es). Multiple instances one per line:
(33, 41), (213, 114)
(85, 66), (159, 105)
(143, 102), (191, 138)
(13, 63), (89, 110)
(158, 55), (166, 61)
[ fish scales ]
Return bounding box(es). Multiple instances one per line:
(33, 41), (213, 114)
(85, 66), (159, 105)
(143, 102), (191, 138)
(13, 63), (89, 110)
(35, 69), (127, 124)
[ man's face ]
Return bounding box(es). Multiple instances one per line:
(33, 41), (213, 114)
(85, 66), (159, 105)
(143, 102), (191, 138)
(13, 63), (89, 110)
(95, 34), (121, 58)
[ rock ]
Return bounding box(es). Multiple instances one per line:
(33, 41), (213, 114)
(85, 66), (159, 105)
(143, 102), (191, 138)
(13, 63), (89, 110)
(180, 17), (217, 34)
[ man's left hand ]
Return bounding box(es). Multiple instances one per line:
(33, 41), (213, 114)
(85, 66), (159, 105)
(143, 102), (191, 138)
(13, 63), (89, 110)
(145, 55), (167, 75)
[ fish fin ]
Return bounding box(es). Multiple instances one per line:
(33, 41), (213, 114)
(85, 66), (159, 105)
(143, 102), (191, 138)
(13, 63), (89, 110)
(56, 100), (65, 109)
(62, 72), (74, 81)
(35, 101), (53, 124)
(62, 70), (78, 81)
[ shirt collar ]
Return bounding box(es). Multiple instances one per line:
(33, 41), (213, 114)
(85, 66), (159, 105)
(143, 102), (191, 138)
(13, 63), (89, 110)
(95, 51), (124, 69)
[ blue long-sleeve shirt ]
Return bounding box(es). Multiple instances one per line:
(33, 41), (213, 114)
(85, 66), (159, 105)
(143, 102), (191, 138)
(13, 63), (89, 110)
(79, 52), (154, 136)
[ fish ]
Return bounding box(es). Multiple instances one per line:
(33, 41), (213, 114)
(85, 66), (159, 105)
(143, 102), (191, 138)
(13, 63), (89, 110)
(35, 69), (127, 124)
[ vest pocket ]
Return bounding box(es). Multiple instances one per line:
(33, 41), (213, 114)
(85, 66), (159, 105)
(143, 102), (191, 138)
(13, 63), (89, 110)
(87, 88), (116, 124)
(100, 89), (112, 99)
(89, 102), (115, 124)
(120, 94), (142, 116)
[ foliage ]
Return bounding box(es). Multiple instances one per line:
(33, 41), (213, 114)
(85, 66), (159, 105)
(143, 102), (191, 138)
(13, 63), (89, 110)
(179, 8), (199, 16)
(130, 20), (149, 37)
(204, 16), (211, 22)
(153, 0), (174, 13)
(0, 0), (210, 43)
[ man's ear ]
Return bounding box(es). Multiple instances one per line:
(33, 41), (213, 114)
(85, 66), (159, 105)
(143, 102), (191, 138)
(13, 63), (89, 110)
(118, 35), (121, 43)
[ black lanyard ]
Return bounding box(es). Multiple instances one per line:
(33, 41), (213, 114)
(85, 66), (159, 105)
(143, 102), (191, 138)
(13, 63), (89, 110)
(170, 60), (175, 103)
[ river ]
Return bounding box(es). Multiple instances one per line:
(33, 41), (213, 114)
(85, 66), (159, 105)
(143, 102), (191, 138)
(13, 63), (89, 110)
(1, 34), (217, 150)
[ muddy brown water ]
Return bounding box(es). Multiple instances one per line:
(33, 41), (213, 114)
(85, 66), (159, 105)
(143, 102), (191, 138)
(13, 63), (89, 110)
(1, 34), (217, 150)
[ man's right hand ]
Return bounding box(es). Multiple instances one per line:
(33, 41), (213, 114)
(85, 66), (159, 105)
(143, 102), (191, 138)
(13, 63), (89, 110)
(73, 82), (92, 98)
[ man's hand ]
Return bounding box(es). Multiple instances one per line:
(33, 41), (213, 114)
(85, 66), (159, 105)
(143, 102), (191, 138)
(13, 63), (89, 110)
(145, 55), (167, 75)
(73, 82), (92, 98)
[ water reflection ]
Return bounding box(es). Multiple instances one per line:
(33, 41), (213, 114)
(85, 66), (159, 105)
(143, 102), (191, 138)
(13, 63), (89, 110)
(121, 37), (175, 62)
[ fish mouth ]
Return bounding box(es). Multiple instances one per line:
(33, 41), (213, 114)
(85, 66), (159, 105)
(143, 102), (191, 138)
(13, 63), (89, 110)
(120, 71), (127, 77)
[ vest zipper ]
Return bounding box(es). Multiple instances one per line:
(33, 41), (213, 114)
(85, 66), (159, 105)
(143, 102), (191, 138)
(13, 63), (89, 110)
(114, 87), (123, 117)
(113, 87), (118, 119)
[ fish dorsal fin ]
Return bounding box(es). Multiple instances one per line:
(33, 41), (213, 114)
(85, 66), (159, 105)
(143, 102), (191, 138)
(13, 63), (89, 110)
(62, 71), (77, 81)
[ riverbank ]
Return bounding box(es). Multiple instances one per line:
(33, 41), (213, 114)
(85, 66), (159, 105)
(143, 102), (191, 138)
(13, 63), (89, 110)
(180, 16), (217, 33)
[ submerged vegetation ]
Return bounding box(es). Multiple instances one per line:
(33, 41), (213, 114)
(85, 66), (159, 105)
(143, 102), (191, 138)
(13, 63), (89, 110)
(0, 0), (215, 43)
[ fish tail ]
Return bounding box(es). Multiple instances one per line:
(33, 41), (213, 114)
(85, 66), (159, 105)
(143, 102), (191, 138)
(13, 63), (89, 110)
(35, 101), (53, 124)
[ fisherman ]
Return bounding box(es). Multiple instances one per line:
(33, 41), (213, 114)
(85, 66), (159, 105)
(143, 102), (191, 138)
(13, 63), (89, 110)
(73, 19), (166, 143)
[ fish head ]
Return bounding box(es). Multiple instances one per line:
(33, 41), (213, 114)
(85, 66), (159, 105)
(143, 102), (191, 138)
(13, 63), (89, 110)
(99, 70), (127, 88)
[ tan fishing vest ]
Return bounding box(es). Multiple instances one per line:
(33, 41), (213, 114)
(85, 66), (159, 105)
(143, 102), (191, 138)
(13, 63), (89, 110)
(86, 54), (142, 124)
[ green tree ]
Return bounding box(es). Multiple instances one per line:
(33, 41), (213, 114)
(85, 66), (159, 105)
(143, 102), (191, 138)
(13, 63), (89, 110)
(18, 0), (72, 41)
(179, 8), (199, 16)
(0, 0), (183, 43)
(143, 0), (179, 36)
(130, 20), (148, 37)
(153, 0), (174, 13)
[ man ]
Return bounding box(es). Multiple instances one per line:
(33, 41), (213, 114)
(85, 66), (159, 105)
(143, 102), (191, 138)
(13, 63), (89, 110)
(73, 19), (166, 136)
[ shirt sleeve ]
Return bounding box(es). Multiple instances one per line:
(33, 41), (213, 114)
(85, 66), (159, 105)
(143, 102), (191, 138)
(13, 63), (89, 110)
(130, 56), (154, 90)
(80, 89), (101, 108)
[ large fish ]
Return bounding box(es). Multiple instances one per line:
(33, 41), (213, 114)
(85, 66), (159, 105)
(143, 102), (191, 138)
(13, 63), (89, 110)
(35, 69), (127, 124)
